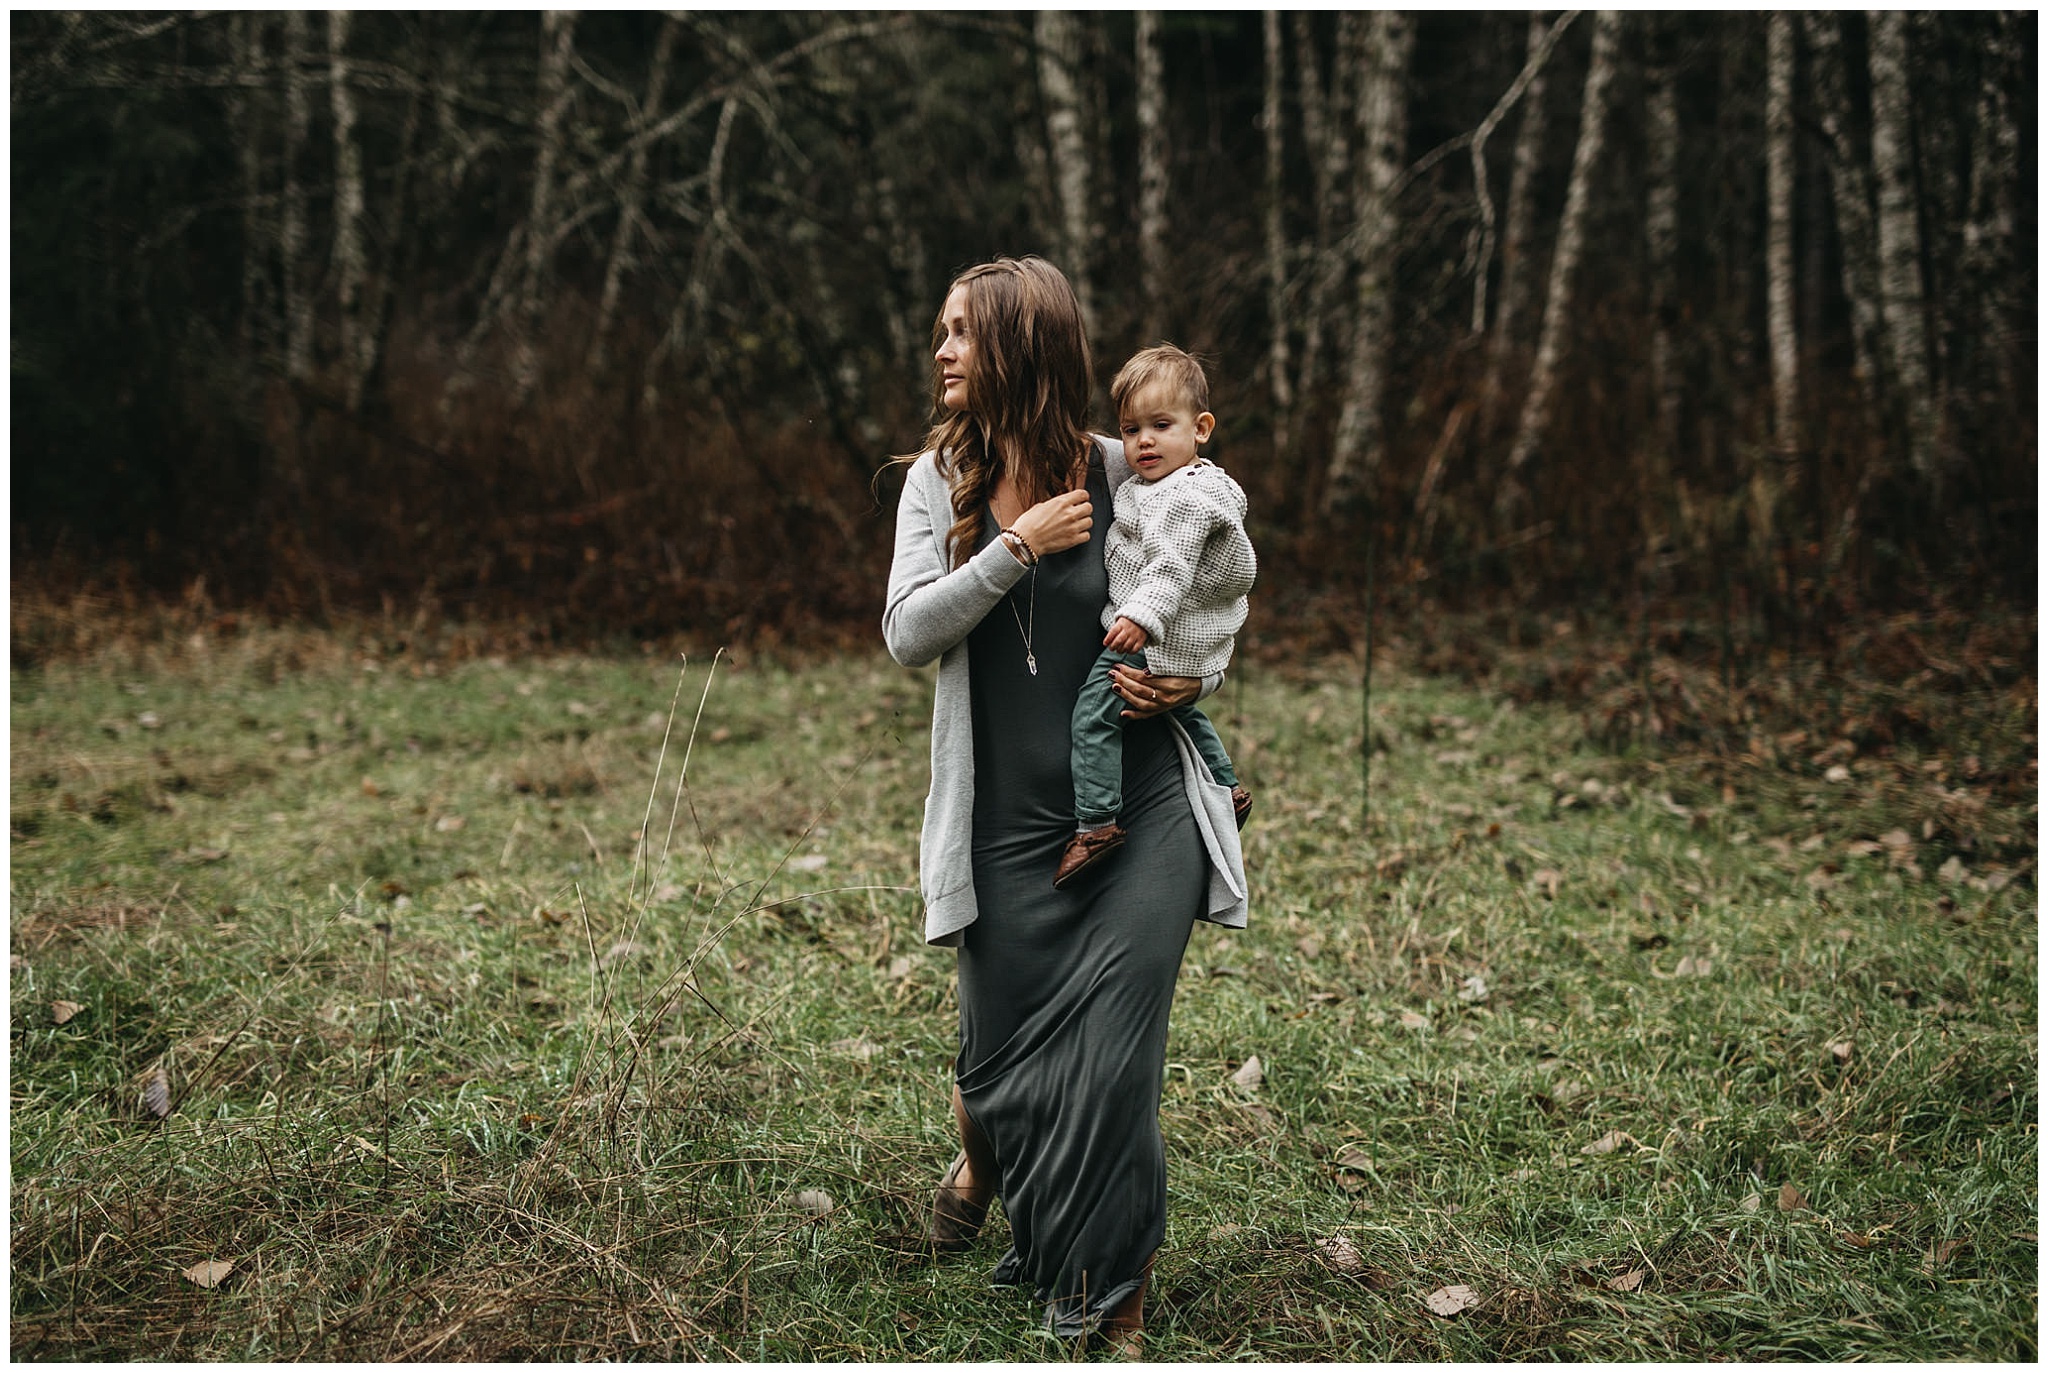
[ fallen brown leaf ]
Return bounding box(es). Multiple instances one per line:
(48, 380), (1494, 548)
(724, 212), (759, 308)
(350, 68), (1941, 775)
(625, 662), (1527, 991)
(1778, 1181), (1808, 1212)
(182, 1258), (234, 1289)
(1605, 1268), (1648, 1292)
(1316, 1234), (1365, 1274)
(1296, 935), (1323, 960)
(1922, 1238), (1966, 1271)
(1231, 1055), (1265, 1089)
(50, 999), (84, 1025)
(1399, 1011), (1430, 1030)
(1827, 1039), (1854, 1063)
(1333, 1145), (1374, 1172)
(1424, 1283), (1479, 1316)
(1582, 1129), (1636, 1156)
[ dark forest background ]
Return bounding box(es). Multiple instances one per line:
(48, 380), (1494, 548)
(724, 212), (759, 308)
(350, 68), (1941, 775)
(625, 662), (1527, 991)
(10, 10), (2036, 652)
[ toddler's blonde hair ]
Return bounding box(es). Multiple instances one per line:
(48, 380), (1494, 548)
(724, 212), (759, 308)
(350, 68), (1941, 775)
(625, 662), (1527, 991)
(1111, 344), (1211, 418)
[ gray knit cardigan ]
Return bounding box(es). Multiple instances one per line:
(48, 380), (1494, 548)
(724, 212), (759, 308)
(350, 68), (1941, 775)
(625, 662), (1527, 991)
(883, 436), (1250, 947)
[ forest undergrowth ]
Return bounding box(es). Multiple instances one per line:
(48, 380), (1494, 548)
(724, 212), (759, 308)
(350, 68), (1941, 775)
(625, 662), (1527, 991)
(8, 601), (2036, 1360)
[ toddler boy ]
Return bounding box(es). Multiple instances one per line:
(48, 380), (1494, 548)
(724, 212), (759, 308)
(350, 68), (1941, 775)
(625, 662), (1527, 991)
(1054, 344), (1255, 889)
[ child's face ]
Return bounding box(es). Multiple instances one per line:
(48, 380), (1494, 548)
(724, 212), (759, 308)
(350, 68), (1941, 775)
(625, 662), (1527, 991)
(1118, 381), (1215, 482)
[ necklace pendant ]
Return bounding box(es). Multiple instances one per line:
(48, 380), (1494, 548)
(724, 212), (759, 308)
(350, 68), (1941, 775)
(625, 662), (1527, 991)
(1026, 653), (1038, 676)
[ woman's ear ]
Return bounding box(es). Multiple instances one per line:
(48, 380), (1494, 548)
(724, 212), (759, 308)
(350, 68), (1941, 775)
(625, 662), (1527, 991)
(1194, 411), (1216, 444)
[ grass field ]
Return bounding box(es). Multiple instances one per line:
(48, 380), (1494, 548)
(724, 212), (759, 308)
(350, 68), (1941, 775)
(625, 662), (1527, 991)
(9, 617), (2037, 1359)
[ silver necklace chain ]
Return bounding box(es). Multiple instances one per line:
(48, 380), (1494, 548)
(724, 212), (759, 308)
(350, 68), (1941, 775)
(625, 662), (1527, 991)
(1007, 565), (1038, 675)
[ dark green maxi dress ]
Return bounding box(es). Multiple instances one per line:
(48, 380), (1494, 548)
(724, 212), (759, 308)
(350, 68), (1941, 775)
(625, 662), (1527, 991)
(959, 456), (1208, 1335)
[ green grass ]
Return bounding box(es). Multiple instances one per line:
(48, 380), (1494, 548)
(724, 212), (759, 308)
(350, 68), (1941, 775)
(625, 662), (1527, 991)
(10, 621), (2037, 1359)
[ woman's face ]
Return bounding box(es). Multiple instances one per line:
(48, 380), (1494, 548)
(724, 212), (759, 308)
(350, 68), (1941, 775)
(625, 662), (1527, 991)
(934, 284), (975, 413)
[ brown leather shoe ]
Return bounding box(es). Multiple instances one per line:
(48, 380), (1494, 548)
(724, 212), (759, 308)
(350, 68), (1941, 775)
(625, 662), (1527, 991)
(1054, 825), (1126, 889)
(928, 1151), (991, 1252)
(1231, 785), (1253, 830)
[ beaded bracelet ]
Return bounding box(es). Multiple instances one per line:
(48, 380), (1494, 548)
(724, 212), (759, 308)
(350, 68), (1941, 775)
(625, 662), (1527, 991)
(1000, 528), (1039, 567)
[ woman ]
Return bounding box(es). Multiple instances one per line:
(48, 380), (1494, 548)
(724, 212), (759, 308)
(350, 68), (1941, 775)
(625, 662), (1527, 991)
(882, 256), (1248, 1353)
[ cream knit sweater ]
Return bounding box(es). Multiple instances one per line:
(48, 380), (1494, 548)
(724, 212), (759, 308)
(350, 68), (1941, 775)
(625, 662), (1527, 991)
(1102, 459), (1256, 679)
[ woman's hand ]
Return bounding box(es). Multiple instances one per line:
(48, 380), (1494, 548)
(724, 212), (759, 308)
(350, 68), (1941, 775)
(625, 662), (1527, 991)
(1109, 664), (1200, 719)
(1006, 489), (1093, 558)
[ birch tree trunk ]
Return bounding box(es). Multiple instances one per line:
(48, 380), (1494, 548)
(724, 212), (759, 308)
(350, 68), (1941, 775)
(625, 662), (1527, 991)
(1499, 9), (1620, 519)
(281, 9), (312, 385)
(872, 172), (931, 379)
(229, 12), (269, 360)
(1765, 11), (1799, 457)
(1323, 9), (1414, 517)
(1642, 12), (1681, 540)
(1291, 10), (1354, 407)
(513, 9), (577, 402)
(643, 95), (740, 414)
(589, 11), (679, 374)
(1962, 12), (2019, 399)
(1036, 9), (1097, 337)
(1743, 11), (1798, 590)
(328, 10), (370, 410)
(1866, 9), (1939, 490)
(1911, 11), (1962, 394)
(1468, 11), (1573, 338)
(357, 70), (421, 414)
(1262, 10), (1292, 456)
(1712, 18), (1760, 394)
(1134, 11), (1168, 341)
(1480, 10), (1557, 436)
(1804, 12), (1886, 414)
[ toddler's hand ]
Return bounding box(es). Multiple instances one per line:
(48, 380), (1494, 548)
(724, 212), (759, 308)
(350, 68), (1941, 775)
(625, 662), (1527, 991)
(1103, 617), (1149, 653)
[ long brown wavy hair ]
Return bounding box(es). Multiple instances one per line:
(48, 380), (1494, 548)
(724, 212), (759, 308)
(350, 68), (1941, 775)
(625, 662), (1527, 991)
(897, 256), (1096, 569)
